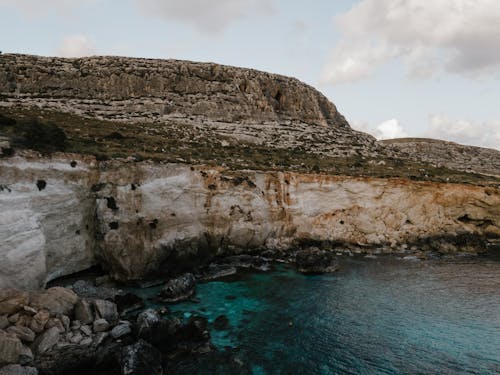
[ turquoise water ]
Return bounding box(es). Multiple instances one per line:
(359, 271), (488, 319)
(168, 256), (500, 374)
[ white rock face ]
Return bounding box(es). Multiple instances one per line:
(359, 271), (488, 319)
(1, 153), (499, 288)
(0, 154), (98, 289)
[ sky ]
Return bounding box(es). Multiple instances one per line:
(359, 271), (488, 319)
(1, 0), (499, 150)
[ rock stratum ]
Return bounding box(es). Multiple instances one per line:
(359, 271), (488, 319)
(0, 54), (500, 289)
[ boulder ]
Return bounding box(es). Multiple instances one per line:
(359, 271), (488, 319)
(159, 274), (196, 303)
(136, 310), (180, 347)
(33, 327), (60, 355)
(74, 299), (93, 325)
(5, 327), (35, 343)
(0, 365), (38, 375)
(93, 300), (118, 325)
(18, 345), (34, 366)
(110, 322), (131, 339)
(0, 333), (22, 365)
(0, 317), (9, 330)
(29, 310), (49, 334)
(120, 340), (163, 375)
(295, 247), (339, 274)
(30, 288), (78, 316)
(93, 319), (109, 333)
(115, 293), (144, 315)
(0, 290), (29, 316)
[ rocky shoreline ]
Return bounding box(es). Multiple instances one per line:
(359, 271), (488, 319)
(2, 247), (497, 374)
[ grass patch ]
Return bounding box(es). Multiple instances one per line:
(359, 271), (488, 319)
(1, 106), (498, 186)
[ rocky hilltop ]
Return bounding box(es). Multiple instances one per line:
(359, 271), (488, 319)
(0, 53), (500, 291)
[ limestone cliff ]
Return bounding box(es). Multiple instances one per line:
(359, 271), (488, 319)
(1, 54), (500, 290)
(1, 152), (499, 289)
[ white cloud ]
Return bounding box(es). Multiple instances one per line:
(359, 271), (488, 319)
(424, 114), (500, 149)
(135, 0), (273, 33)
(352, 118), (408, 140)
(323, 0), (500, 84)
(57, 35), (95, 58)
(0, 0), (98, 17)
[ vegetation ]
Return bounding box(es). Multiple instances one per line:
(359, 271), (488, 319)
(1, 106), (498, 186)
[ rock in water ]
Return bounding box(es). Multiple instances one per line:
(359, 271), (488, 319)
(159, 274), (196, 303)
(121, 340), (163, 375)
(295, 247), (339, 274)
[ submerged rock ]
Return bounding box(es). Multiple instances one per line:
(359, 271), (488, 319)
(295, 248), (339, 274)
(159, 274), (196, 303)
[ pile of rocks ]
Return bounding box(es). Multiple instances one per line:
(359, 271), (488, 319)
(0, 287), (131, 373)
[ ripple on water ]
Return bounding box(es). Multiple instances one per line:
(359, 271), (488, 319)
(157, 257), (500, 374)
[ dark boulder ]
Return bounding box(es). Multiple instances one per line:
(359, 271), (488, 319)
(295, 247), (339, 274)
(158, 274), (196, 303)
(120, 340), (162, 375)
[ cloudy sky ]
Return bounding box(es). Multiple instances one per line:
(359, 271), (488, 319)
(1, 0), (499, 149)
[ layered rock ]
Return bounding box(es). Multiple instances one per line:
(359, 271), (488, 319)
(1, 152), (499, 288)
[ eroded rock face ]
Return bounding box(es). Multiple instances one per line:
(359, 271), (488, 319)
(0, 54), (349, 128)
(1, 154), (500, 288)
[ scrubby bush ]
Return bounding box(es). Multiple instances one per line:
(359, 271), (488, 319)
(15, 118), (67, 152)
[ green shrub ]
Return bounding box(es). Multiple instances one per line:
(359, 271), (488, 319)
(16, 118), (67, 152)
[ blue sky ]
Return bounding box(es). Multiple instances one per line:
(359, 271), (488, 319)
(1, 0), (499, 149)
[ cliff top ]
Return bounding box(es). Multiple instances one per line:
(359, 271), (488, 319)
(0, 53), (499, 185)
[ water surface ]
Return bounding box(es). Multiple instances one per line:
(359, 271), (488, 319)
(168, 256), (500, 374)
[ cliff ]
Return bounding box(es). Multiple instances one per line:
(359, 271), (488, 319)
(1, 54), (500, 289)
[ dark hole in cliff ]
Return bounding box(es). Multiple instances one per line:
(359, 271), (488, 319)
(149, 219), (159, 229)
(274, 90), (282, 103)
(91, 183), (106, 192)
(208, 184), (217, 190)
(36, 180), (46, 191)
(109, 222), (119, 230)
(70, 161), (77, 168)
(106, 197), (118, 210)
(131, 184), (137, 191)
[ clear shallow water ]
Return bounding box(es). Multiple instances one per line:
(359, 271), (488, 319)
(167, 257), (500, 374)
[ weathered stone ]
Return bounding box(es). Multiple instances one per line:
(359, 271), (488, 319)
(121, 340), (163, 375)
(18, 345), (34, 365)
(69, 333), (83, 344)
(0, 332), (22, 365)
(6, 326), (35, 343)
(74, 299), (93, 324)
(93, 300), (118, 325)
(295, 248), (339, 274)
(0, 364), (38, 375)
(79, 325), (92, 337)
(159, 273), (196, 303)
(0, 291), (29, 316)
(29, 310), (49, 333)
(33, 327), (60, 355)
(110, 322), (131, 339)
(44, 318), (65, 333)
(0, 316), (9, 330)
(79, 337), (92, 346)
(92, 319), (109, 333)
(60, 315), (70, 332)
(30, 288), (78, 316)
